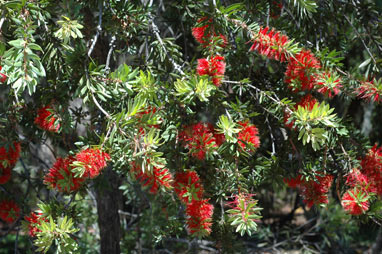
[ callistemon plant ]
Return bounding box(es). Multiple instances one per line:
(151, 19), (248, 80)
(0, 142), (21, 168)
(130, 161), (173, 194)
(226, 193), (262, 236)
(44, 157), (85, 193)
(0, 200), (20, 224)
(34, 106), (60, 133)
(250, 26), (291, 62)
(2, 1), (382, 253)
(285, 49), (321, 91)
(284, 94), (318, 129)
(284, 173), (333, 208)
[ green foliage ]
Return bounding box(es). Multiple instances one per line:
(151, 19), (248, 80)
(34, 216), (79, 254)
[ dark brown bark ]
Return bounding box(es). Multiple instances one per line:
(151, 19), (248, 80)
(96, 167), (122, 254)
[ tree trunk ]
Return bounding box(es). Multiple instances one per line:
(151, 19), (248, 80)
(96, 167), (121, 254)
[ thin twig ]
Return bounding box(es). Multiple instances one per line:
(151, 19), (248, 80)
(88, 1), (103, 57)
(105, 35), (116, 72)
(148, 14), (185, 76)
(344, 15), (378, 68)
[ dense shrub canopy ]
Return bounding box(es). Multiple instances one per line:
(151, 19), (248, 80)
(1, 0), (382, 253)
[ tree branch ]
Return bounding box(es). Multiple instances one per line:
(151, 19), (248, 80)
(88, 1), (103, 57)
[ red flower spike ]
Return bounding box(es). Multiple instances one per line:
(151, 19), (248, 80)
(192, 18), (228, 48)
(341, 188), (370, 215)
(24, 212), (48, 237)
(0, 166), (11, 184)
(0, 66), (7, 83)
(0, 200), (20, 223)
(74, 148), (111, 179)
(345, 168), (376, 194)
(44, 156), (85, 193)
(360, 145), (382, 195)
(186, 199), (214, 237)
(131, 161), (173, 194)
(250, 26), (290, 62)
(34, 106), (60, 133)
(285, 173), (333, 208)
(356, 78), (382, 103)
(179, 122), (223, 160)
(285, 50), (321, 92)
(197, 55), (226, 86)
(0, 141), (21, 168)
(237, 121), (260, 151)
(174, 171), (204, 203)
(283, 94), (318, 129)
(315, 71), (342, 98)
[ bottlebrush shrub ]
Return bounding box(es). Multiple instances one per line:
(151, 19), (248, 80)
(196, 55), (226, 86)
(130, 161), (173, 194)
(135, 106), (161, 129)
(226, 193), (262, 236)
(174, 170), (204, 203)
(0, 141), (21, 168)
(315, 71), (342, 98)
(237, 121), (261, 152)
(345, 168), (376, 194)
(34, 106), (60, 133)
(71, 148), (111, 178)
(356, 78), (382, 103)
(0, 66), (7, 83)
(0, 200), (20, 223)
(192, 18), (227, 48)
(185, 198), (214, 237)
(285, 49), (321, 91)
(250, 26), (290, 62)
(284, 173), (333, 208)
(0, 166), (11, 184)
(179, 122), (224, 160)
(284, 94), (318, 129)
(44, 156), (85, 193)
(341, 188), (370, 215)
(360, 145), (382, 195)
(23, 211), (48, 237)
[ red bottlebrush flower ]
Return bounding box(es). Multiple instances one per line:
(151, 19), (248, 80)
(186, 199), (214, 237)
(24, 212), (48, 237)
(284, 174), (304, 189)
(0, 141), (21, 168)
(179, 122), (221, 160)
(315, 71), (342, 98)
(250, 26), (290, 62)
(192, 18), (228, 48)
(285, 173), (333, 208)
(192, 24), (210, 45)
(285, 50), (321, 92)
(237, 121), (260, 151)
(360, 145), (382, 195)
(44, 156), (85, 193)
(226, 193), (262, 235)
(196, 55), (226, 86)
(0, 166), (11, 184)
(345, 168), (376, 194)
(341, 188), (370, 215)
(34, 106), (60, 133)
(174, 171), (204, 203)
(283, 94), (318, 129)
(356, 78), (382, 103)
(74, 148), (111, 178)
(0, 66), (7, 83)
(0, 200), (20, 223)
(131, 161), (173, 194)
